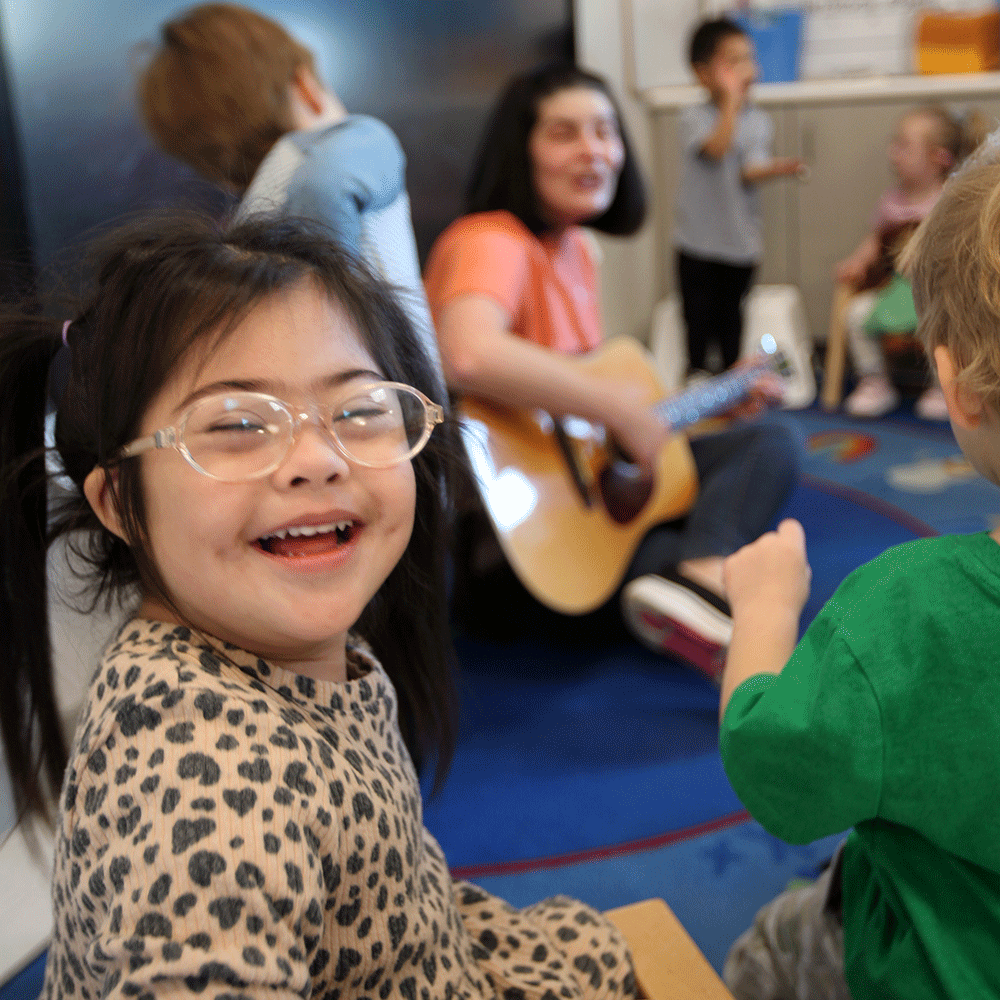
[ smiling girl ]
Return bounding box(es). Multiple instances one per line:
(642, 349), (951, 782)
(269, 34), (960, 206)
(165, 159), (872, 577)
(1, 213), (636, 1000)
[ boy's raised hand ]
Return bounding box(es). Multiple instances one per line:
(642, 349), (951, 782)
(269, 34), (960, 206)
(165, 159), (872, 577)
(720, 520), (811, 717)
(772, 156), (808, 178)
(724, 518), (812, 619)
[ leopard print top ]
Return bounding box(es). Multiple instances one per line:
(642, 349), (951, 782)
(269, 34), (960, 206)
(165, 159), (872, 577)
(42, 620), (636, 1000)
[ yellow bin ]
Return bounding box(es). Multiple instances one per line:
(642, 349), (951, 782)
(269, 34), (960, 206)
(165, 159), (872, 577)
(916, 10), (1000, 74)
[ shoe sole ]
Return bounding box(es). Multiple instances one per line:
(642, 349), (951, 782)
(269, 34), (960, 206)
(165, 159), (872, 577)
(622, 576), (733, 683)
(844, 395), (899, 418)
(844, 380), (900, 418)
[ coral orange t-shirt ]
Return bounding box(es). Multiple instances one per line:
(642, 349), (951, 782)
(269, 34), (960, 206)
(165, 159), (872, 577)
(423, 210), (602, 355)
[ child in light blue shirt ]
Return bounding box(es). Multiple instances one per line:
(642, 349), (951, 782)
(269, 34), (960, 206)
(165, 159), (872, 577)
(139, 3), (443, 390)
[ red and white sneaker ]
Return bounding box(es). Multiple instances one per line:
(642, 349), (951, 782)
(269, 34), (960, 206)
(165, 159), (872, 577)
(621, 569), (733, 684)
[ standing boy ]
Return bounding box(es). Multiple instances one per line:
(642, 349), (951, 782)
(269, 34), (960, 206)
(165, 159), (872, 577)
(139, 2), (443, 386)
(718, 148), (1000, 999)
(674, 18), (802, 377)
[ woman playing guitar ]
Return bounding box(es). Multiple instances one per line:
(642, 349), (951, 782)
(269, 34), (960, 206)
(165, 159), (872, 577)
(424, 63), (800, 682)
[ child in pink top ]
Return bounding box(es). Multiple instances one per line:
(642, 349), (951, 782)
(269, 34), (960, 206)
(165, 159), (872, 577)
(836, 106), (981, 420)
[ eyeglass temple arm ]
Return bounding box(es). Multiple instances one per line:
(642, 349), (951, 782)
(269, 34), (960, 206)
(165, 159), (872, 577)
(117, 427), (178, 460)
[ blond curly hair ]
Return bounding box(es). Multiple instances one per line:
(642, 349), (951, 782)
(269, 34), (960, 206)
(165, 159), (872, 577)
(901, 139), (1000, 408)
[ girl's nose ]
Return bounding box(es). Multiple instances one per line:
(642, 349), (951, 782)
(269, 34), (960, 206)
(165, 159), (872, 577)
(274, 411), (351, 487)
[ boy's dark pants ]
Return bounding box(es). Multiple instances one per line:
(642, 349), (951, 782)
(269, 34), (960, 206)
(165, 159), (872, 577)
(677, 250), (755, 372)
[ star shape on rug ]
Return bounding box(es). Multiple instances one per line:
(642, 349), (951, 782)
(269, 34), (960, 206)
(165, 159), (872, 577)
(702, 836), (744, 877)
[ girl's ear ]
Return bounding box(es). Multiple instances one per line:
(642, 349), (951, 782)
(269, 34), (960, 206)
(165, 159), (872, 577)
(83, 466), (128, 542)
(934, 344), (983, 428)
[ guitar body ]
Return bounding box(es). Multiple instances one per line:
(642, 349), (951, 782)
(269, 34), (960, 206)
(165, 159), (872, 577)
(459, 338), (698, 615)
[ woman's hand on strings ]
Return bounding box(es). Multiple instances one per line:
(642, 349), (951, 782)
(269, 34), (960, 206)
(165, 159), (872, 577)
(723, 360), (786, 420)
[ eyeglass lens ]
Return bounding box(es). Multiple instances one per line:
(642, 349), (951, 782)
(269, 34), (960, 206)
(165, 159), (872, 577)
(182, 385), (429, 480)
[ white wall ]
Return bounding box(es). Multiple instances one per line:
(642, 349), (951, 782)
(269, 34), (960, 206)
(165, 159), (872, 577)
(575, 0), (661, 344)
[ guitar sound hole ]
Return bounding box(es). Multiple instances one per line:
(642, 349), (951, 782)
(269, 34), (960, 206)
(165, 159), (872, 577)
(599, 459), (654, 525)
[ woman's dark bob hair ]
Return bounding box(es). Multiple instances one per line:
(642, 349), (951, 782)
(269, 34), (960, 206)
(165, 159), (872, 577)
(466, 62), (647, 237)
(0, 211), (462, 824)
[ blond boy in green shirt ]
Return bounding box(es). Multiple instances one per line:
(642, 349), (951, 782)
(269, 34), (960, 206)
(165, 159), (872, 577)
(718, 145), (1000, 999)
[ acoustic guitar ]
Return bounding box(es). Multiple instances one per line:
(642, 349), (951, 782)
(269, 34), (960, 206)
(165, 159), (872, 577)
(459, 336), (787, 615)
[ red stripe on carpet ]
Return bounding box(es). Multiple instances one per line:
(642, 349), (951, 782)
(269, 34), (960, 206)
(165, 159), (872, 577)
(449, 809), (751, 880)
(800, 473), (938, 538)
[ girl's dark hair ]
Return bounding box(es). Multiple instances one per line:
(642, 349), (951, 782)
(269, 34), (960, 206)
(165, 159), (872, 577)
(2, 211), (463, 825)
(465, 62), (647, 237)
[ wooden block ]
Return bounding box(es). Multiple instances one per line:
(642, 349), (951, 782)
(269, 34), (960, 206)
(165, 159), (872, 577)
(605, 898), (733, 1000)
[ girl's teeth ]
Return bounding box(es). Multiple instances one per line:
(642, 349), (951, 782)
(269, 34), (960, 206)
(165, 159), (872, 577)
(263, 521), (352, 541)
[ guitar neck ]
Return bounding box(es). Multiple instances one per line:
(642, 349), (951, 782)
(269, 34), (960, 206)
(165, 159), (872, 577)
(653, 361), (770, 432)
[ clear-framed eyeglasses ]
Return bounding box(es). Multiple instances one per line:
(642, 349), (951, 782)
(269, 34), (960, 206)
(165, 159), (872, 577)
(115, 381), (444, 482)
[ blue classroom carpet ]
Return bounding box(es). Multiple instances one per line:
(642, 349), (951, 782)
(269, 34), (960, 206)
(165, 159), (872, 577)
(421, 476), (922, 972)
(422, 404), (999, 974)
(2, 954), (45, 1000)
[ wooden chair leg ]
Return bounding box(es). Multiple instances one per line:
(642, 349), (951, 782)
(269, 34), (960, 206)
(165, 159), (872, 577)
(604, 898), (734, 999)
(821, 282), (854, 411)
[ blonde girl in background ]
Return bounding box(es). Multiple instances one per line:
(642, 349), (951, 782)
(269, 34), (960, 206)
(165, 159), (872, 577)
(836, 104), (984, 420)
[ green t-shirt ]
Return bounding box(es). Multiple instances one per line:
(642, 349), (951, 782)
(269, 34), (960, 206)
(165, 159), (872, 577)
(720, 533), (1000, 999)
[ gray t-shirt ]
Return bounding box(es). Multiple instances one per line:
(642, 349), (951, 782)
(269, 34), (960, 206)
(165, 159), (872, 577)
(673, 102), (773, 265)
